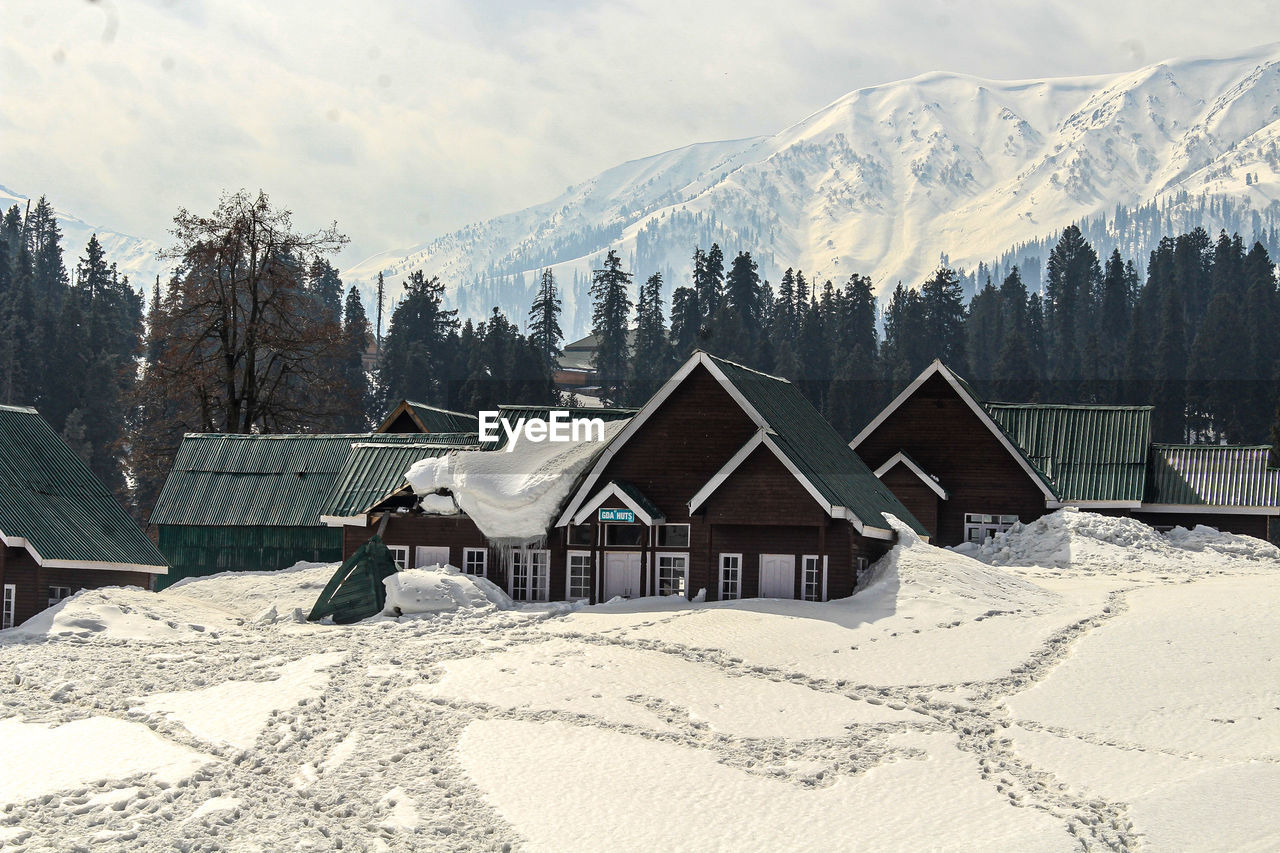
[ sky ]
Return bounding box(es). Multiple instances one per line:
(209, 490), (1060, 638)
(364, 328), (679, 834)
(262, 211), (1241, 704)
(2, 0), (1276, 268)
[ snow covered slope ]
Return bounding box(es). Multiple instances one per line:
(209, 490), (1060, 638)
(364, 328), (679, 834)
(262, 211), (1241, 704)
(345, 43), (1280, 334)
(0, 184), (168, 292)
(1, 513), (1277, 850)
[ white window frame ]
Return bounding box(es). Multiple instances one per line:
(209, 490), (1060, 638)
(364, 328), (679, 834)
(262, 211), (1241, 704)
(566, 550), (592, 601)
(387, 545), (410, 570)
(603, 523), (645, 548)
(509, 549), (551, 602)
(801, 555), (822, 602)
(652, 523), (691, 549)
(964, 513), (1019, 544)
(414, 545), (450, 568)
(462, 548), (487, 577)
(2, 584), (15, 629)
(719, 553), (742, 601)
(655, 552), (689, 597)
(48, 585), (74, 609)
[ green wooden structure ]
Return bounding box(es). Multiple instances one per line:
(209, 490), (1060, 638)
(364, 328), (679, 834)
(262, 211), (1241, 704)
(308, 534), (399, 624)
(150, 433), (430, 589)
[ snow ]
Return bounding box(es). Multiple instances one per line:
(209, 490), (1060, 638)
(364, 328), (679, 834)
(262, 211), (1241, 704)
(0, 508), (1276, 849)
(383, 565), (513, 615)
(137, 652), (346, 750)
(0, 716), (213, 806)
(405, 419), (626, 542)
(962, 506), (1280, 574)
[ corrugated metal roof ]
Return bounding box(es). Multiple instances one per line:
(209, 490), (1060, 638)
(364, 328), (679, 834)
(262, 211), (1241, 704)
(323, 441), (479, 517)
(403, 402), (479, 433)
(150, 433), (431, 527)
(706, 354), (930, 536)
(1147, 445), (1280, 507)
(986, 404), (1153, 502)
(0, 405), (167, 569)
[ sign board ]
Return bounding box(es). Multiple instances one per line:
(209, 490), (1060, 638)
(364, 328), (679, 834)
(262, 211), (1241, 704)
(598, 508), (636, 523)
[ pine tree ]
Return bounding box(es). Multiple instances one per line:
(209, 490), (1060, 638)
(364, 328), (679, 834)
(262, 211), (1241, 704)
(669, 285), (700, 357)
(308, 257), (344, 323)
(629, 272), (672, 403)
(720, 251), (763, 365)
(919, 266), (967, 372)
(589, 249), (633, 406)
(1153, 291), (1188, 442)
(379, 270), (459, 408)
(1044, 225), (1102, 390)
(340, 285), (372, 430)
(527, 268), (563, 377)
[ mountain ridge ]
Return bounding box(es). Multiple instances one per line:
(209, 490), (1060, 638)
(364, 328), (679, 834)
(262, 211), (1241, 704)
(343, 42), (1280, 336)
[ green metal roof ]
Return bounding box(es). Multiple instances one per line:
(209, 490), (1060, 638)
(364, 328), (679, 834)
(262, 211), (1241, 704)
(0, 405), (167, 569)
(705, 354), (930, 536)
(377, 400), (479, 434)
(151, 433), (431, 527)
(308, 535), (398, 624)
(986, 404), (1153, 502)
(1147, 445), (1280, 507)
(609, 479), (665, 523)
(323, 441), (478, 518)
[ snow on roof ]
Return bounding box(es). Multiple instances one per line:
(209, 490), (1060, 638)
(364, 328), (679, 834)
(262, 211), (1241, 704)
(405, 420), (627, 543)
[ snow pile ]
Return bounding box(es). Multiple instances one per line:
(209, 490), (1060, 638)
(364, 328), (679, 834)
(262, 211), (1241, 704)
(382, 565), (513, 616)
(164, 560), (337, 620)
(405, 420), (626, 542)
(859, 515), (1058, 614)
(965, 508), (1280, 574)
(7, 587), (239, 641)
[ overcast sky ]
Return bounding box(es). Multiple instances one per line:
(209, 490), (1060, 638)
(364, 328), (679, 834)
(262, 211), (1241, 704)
(2, 0), (1276, 266)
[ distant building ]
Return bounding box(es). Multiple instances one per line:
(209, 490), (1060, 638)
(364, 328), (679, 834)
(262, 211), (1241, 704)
(852, 360), (1280, 545)
(0, 405), (167, 629)
(148, 400), (479, 589)
(554, 330), (637, 395)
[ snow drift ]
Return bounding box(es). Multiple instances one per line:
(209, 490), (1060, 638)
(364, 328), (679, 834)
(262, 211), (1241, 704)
(404, 420), (626, 542)
(962, 508), (1280, 574)
(382, 565), (513, 616)
(857, 515), (1059, 615)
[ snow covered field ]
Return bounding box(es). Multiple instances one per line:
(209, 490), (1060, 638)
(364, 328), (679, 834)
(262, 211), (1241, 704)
(1, 509), (1278, 851)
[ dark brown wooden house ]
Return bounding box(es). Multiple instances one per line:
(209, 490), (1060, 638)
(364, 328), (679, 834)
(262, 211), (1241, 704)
(0, 405), (168, 629)
(852, 360), (1280, 545)
(340, 352), (927, 604)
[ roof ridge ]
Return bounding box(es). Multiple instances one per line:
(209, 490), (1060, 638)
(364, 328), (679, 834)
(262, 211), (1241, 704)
(0, 404), (39, 414)
(698, 351), (791, 383)
(401, 400), (476, 416)
(180, 432), (409, 439)
(1154, 443), (1272, 450)
(987, 402), (1156, 411)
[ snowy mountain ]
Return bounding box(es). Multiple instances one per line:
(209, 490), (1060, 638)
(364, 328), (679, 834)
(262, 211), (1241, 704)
(0, 185), (168, 293)
(344, 43), (1280, 336)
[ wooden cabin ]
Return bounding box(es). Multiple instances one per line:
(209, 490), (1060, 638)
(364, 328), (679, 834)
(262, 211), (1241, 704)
(0, 405), (167, 629)
(340, 352), (927, 604)
(852, 360), (1280, 545)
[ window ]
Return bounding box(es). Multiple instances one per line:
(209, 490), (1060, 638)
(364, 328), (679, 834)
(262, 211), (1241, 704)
(509, 550), (550, 602)
(654, 524), (690, 548)
(415, 545), (449, 568)
(463, 548), (487, 577)
(604, 524), (644, 547)
(568, 525), (594, 547)
(48, 586), (73, 609)
(964, 513), (1020, 544)
(2, 584), (14, 629)
(656, 554), (688, 597)
(802, 556), (822, 602)
(719, 554), (741, 600)
(567, 551), (592, 601)
(387, 546), (409, 570)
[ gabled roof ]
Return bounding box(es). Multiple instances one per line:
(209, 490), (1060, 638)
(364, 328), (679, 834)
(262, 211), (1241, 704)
(572, 479), (666, 526)
(151, 433), (431, 527)
(0, 405), (167, 572)
(873, 451), (949, 500)
(986, 404), (1152, 504)
(851, 360), (1060, 501)
(558, 351), (928, 538)
(377, 400), (479, 434)
(321, 439), (481, 521)
(1146, 445), (1280, 511)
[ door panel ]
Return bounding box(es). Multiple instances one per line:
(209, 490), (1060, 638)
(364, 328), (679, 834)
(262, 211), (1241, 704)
(603, 552), (642, 599)
(758, 554), (795, 599)
(415, 546), (450, 568)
